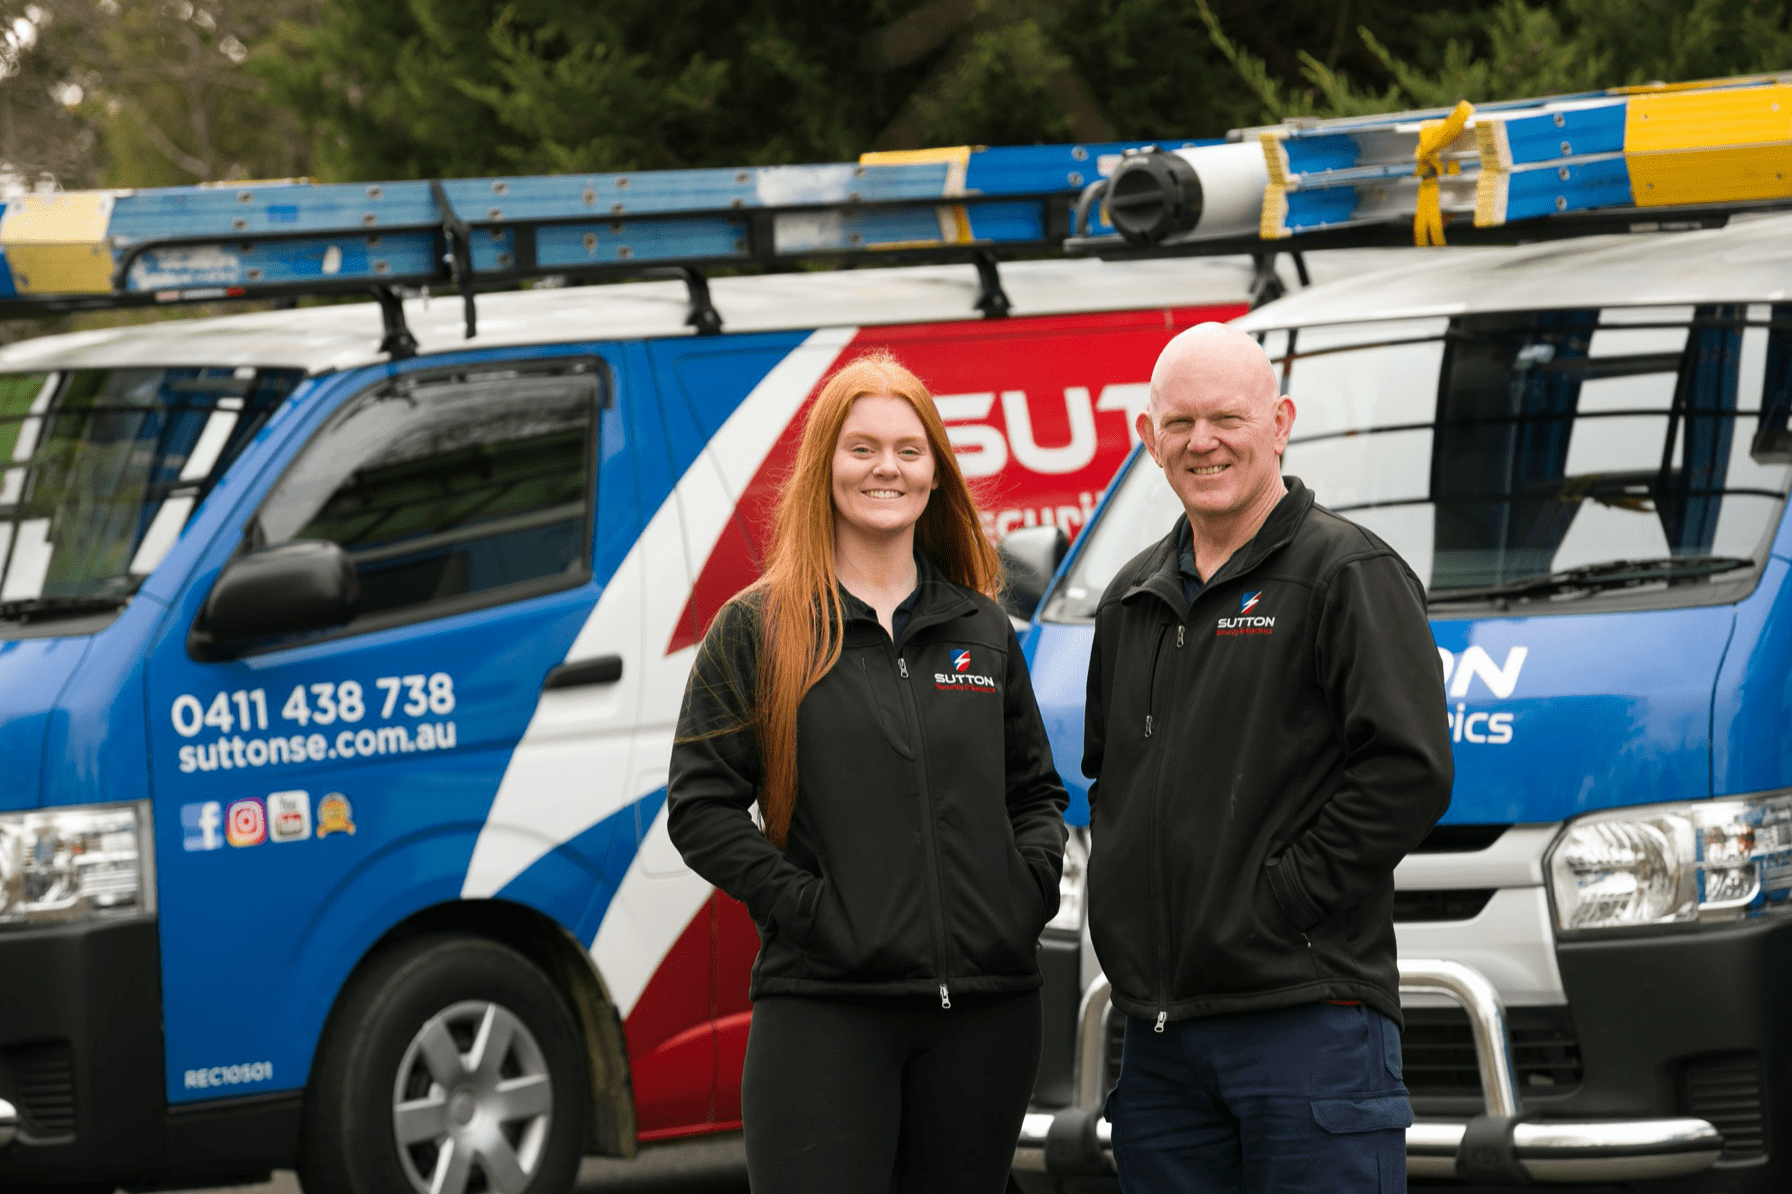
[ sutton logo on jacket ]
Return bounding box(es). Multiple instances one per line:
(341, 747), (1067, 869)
(934, 648), (997, 691)
(1216, 591), (1276, 636)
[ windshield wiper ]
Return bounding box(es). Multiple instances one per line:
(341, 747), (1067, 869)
(1428, 555), (1754, 605)
(0, 595), (130, 624)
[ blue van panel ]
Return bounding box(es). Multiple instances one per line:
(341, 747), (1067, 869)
(1769, 499), (1792, 564)
(1713, 555), (1792, 795)
(598, 342), (654, 586)
(648, 331), (814, 482)
(0, 635), (92, 810)
(1033, 605), (1733, 828)
(40, 594), (164, 809)
(1431, 608), (1728, 821)
(1028, 622), (1095, 825)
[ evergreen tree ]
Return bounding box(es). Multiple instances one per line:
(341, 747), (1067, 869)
(256, 0), (1577, 182)
(8, 0), (1792, 191)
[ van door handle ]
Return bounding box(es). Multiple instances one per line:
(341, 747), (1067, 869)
(542, 655), (624, 690)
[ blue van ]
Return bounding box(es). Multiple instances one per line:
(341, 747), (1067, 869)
(1011, 216), (1792, 1190)
(0, 252), (1284, 1192)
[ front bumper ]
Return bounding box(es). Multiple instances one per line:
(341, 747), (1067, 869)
(1012, 958), (1723, 1186)
(0, 916), (166, 1181)
(0, 915), (300, 1185)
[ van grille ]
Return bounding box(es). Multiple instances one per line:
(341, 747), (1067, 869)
(1400, 1006), (1582, 1097)
(1686, 1053), (1766, 1159)
(1392, 889), (1495, 922)
(4, 1041), (76, 1138)
(1411, 824), (1510, 853)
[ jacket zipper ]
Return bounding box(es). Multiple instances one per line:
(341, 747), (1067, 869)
(893, 647), (954, 1009)
(1142, 624), (1167, 739)
(1143, 620), (1175, 1027)
(1152, 621), (1189, 1031)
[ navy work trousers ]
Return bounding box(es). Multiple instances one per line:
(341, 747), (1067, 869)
(1108, 1002), (1412, 1193)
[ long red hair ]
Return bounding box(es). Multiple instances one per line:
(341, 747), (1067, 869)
(750, 352), (1000, 848)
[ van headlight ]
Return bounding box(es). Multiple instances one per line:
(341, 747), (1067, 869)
(0, 802), (155, 928)
(1547, 793), (1792, 933)
(1046, 826), (1089, 934)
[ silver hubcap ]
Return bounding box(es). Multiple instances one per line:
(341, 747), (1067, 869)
(392, 1000), (554, 1194)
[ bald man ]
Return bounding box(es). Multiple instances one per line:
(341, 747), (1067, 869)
(1082, 323), (1453, 1193)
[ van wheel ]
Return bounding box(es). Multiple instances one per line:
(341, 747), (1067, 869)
(299, 934), (588, 1194)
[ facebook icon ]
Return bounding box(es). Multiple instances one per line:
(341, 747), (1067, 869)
(181, 801), (223, 852)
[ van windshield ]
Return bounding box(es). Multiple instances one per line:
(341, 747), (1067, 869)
(0, 367), (303, 619)
(1044, 306), (1792, 620)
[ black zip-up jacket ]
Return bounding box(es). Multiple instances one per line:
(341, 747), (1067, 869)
(669, 558), (1069, 1004)
(1083, 478), (1452, 1028)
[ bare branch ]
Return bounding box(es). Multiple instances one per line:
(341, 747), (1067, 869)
(862, 0), (980, 72)
(118, 97), (210, 177)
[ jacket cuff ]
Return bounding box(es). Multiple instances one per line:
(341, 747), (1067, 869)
(1266, 855), (1324, 932)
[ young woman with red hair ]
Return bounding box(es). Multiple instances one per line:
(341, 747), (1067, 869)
(668, 352), (1068, 1193)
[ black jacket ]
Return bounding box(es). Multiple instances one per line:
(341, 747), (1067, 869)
(1083, 478), (1452, 1028)
(669, 557), (1069, 1003)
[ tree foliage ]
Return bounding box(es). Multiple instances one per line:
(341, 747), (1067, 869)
(254, 0), (1581, 181)
(4, 0), (1792, 190)
(1202, 0), (1792, 122)
(0, 0), (315, 190)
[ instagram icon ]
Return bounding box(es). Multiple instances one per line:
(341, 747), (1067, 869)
(226, 797), (267, 848)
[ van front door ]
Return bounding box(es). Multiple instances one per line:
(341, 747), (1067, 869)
(145, 354), (628, 1107)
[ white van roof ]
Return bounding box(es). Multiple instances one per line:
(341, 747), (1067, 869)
(1236, 212), (1792, 332)
(0, 250), (1412, 375)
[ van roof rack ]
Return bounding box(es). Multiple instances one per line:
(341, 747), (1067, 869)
(8, 70), (1792, 351)
(0, 140), (1206, 344)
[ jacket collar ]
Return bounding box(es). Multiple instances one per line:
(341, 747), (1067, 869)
(1124, 476), (1316, 616)
(837, 550), (978, 645)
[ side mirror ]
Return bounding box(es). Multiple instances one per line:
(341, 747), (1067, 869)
(197, 541), (360, 654)
(998, 524), (1070, 621)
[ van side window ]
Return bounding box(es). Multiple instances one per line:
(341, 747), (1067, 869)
(1750, 303), (1792, 462)
(259, 360), (600, 622)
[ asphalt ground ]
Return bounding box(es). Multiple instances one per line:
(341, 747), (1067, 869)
(152, 1157), (1606, 1194)
(163, 1134), (752, 1194)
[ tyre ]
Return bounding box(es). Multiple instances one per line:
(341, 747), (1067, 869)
(298, 933), (589, 1194)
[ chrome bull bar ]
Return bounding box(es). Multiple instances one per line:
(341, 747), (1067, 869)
(1013, 958), (1723, 1185)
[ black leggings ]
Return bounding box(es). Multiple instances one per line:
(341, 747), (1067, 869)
(741, 990), (1042, 1194)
